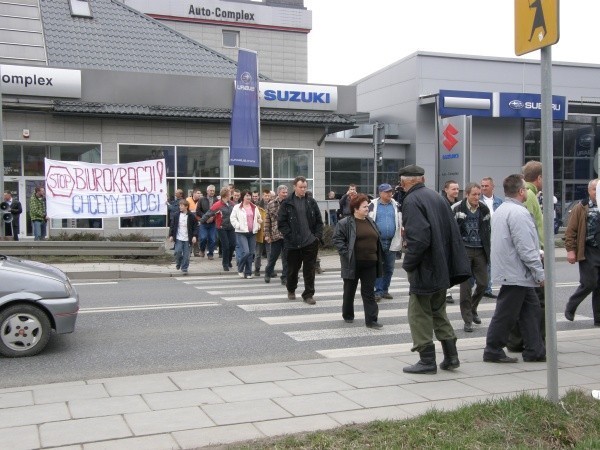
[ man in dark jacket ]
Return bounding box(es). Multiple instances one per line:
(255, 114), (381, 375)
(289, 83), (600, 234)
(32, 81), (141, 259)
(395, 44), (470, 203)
(2, 191), (22, 240)
(278, 176), (324, 305)
(451, 182), (491, 332)
(400, 165), (470, 375)
(168, 199), (198, 275)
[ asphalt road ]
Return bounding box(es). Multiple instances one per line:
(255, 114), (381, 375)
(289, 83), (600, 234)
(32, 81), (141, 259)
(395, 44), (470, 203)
(0, 261), (593, 388)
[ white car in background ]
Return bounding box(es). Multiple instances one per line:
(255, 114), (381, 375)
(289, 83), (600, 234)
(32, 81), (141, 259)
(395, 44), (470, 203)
(0, 255), (79, 357)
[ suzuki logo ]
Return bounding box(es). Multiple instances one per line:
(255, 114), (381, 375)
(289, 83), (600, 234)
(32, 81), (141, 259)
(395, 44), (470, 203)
(442, 124), (459, 151)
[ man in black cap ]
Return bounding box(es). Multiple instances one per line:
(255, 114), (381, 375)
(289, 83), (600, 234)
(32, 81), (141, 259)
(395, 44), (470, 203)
(369, 183), (402, 301)
(399, 164), (470, 375)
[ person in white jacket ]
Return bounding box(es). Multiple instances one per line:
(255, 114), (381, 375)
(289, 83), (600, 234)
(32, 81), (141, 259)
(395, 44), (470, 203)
(368, 183), (403, 301)
(483, 174), (546, 364)
(230, 190), (262, 279)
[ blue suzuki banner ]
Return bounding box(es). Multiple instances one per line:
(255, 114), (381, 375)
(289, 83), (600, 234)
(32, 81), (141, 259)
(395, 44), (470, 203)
(497, 93), (567, 120)
(229, 49), (260, 168)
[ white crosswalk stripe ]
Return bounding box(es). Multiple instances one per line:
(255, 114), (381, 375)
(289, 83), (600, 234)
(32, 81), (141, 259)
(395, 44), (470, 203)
(175, 271), (589, 358)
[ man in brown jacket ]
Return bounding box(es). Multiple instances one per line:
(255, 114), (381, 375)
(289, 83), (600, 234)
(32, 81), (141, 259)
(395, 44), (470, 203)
(263, 185), (288, 284)
(564, 178), (600, 325)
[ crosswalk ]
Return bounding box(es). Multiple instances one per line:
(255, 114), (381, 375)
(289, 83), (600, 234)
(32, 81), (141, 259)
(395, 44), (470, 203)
(178, 272), (589, 358)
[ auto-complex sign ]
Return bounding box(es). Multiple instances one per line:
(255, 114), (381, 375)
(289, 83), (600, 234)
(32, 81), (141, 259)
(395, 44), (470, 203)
(0, 65), (81, 98)
(259, 82), (338, 111)
(121, 0), (311, 30)
(439, 89), (567, 120)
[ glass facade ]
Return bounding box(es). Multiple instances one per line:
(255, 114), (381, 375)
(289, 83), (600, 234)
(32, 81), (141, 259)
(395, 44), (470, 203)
(325, 157), (403, 197)
(524, 117), (600, 221)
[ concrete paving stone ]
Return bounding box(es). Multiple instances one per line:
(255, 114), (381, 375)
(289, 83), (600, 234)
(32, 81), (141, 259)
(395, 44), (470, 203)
(230, 366), (304, 383)
(329, 406), (411, 425)
(143, 388), (223, 410)
(124, 406), (214, 435)
(557, 365), (600, 382)
(69, 395), (150, 419)
(0, 391), (33, 409)
(404, 380), (489, 401)
(273, 392), (362, 416)
(336, 371), (414, 388)
(0, 381), (85, 395)
(169, 369), (243, 390)
(212, 382), (292, 402)
(34, 384), (109, 405)
(460, 373), (546, 394)
(254, 414), (340, 437)
(339, 385), (428, 408)
(557, 341), (599, 353)
(288, 361), (361, 377)
(398, 396), (486, 417)
(449, 360), (525, 378)
(0, 425), (39, 450)
(275, 376), (355, 395)
(558, 352), (600, 368)
(83, 434), (180, 450)
(452, 348), (488, 363)
(101, 376), (179, 397)
(343, 356), (420, 373)
(513, 368), (598, 388)
(173, 423), (264, 448)
(39, 416), (132, 447)
(202, 399), (292, 426)
(0, 403), (69, 429)
(388, 367), (466, 383)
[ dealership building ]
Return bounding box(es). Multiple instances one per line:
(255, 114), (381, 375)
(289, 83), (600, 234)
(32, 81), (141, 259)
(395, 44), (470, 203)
(2, 0), (600, 238)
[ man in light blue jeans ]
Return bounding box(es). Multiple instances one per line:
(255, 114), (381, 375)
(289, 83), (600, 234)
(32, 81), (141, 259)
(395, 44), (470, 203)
(369, 183), (403, 302)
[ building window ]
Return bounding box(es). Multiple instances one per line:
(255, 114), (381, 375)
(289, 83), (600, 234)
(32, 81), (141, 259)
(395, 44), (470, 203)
(325, 157), (402, 198)
(223, 30), (239, 48)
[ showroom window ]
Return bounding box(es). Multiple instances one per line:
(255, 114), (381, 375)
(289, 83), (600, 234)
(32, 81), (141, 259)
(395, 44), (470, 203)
(325, 157), (402, 198)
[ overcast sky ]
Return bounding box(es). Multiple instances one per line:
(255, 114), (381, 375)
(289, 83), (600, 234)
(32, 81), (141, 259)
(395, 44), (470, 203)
(303, 0), (598, 85)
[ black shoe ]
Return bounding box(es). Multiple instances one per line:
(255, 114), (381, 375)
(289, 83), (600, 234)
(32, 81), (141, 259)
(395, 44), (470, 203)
(523, 355), (546, 362)
(281, 278), (286, 285)
(463, 323), (473, 332)
(439, 339), (460, 370)
(287, 291), (296, 300)
(403, 344), (437, 374)
(374, 295), (382, 303)
(366, 322), (383, 329)
(223, 266), (230, 271)
(506, 345), (524, 353)
(175, 265), (180, 270)
(254, 270), (260, 277)
(565, 310), (575, 321)
(472, 313), (481, 324)
(483, 355), (518, 363)
(446, 295), (455, 304)
(344, 319), (354, 323)
(483, 292), (498, 299)
(303, 297), (316, 305)
(264, 274), (271, 283)
(382, 293), (393, 299)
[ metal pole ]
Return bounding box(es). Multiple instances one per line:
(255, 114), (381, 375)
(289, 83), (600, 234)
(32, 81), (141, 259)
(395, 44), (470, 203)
(0, 65), (5, 239)
(540, 45), (559, 403)
(372, 122), (377, 197)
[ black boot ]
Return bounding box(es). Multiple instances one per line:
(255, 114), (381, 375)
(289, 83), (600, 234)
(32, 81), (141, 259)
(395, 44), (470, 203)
(439, 338), (460, 370)
(403, 344), (437, 374)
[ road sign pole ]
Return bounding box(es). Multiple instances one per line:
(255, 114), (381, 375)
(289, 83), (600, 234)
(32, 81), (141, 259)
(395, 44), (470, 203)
(0, 65), (4, 239)
(541, 45), (559, 404)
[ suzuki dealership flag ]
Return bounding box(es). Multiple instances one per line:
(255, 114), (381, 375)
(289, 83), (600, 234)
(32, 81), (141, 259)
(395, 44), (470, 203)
(229, 49), (260, 167)
(44, 158), (167, 219)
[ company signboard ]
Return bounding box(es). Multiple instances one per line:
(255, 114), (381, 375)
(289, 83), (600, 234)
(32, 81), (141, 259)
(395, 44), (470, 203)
(439, 90), (493, 117)
(0, 65), (81, 98)
(496, 92), (567, 120)
(259, 82), (337, 111)
(438, 115), (471, 191)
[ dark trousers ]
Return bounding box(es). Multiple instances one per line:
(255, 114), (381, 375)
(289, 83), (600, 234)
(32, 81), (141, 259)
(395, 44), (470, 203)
(459, 247), (488, 324)
(342, 259), (379, 325)
(4, 221), (19, 240)
(265, 239), (287, 280)
(566, 257), (600, 323)
(484, 285), (545, 361)
(217, 228), (236, 270)
(286, 240), (319, 300)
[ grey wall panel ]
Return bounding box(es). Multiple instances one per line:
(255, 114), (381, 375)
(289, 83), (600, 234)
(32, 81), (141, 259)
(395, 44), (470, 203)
(0, 3), (40, 18)
(0, 42), (45, 60)
(0, 15), (43, 31)
(0, 29), (44, 45)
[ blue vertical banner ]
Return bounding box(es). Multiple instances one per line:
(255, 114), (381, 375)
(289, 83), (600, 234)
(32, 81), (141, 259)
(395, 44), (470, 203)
(229, 49), (260, 167)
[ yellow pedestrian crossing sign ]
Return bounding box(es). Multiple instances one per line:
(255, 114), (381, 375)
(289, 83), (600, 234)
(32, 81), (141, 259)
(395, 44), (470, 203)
(515, 0), (559, 56)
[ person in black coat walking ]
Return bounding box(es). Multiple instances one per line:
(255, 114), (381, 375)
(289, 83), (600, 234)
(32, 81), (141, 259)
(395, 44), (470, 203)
(169, 199), (198, 275)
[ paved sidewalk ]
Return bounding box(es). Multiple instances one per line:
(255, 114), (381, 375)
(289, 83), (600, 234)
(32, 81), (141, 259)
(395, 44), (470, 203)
(2, 327), (599, 449)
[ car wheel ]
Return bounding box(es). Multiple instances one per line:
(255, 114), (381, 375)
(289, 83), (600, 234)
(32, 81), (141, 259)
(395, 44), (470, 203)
(0, 304), (51, 357)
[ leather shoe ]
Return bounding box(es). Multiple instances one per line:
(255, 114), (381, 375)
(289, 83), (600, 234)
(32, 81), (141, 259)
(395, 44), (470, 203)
(483, 292), (497, 299)
(382, 293), (393, 299)
(303, 296), (316, 305)
(344, 319), (354, 323)
(287, 291), (296, 300)
(446, 295), (455, 304)
(264, 274), (271, 283)
(463, 322), (473, 332)
(366, 322), (383, 330)
(523, 355), (546, 362)
(483, 355), (518, 363)
(374, 295), (382, 302)
(472, 313), (481, 324)
(281, 278), (286, 285)
(564, 310), (574, 321)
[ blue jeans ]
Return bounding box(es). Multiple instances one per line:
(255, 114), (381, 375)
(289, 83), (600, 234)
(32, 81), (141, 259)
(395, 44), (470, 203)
(32, 220), (46, 241)
(173, 239), (191, 272)
(375, 245), (396, 295)
(199, 222), (216, 256)
(236, 232), (256, 276)
(328, 210), (338, 226)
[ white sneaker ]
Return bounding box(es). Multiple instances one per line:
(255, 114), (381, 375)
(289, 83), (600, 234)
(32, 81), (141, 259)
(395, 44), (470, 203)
(592, 390), (600, 400)
(238, 272), (244, 278)
(246, 274), (254, 279)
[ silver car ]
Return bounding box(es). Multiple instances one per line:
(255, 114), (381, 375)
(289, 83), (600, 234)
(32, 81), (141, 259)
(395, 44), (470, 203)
(0, 255), (79, 357)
